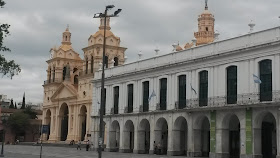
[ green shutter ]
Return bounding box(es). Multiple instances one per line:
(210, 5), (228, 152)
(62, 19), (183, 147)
(127, 84), (133, 113)
(260, 60), (272, 101)
(143, 81), (149, 112)
(114, 86), (119, 114)
(160, 78), (167, 110)
(199, 71), (208, 106)
(178, 75), (186, 109)
(227, 66), (237, 104)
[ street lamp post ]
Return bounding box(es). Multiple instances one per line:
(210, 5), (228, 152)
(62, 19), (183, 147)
(93, 5), (122, 158)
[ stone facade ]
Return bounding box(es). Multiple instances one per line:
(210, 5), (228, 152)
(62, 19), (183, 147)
(91, 23), (280, 158)
(42, 18), (126, 142)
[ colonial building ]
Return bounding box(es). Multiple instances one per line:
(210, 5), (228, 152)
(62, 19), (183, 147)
(42, 17), (126, 142)
(91, 3), (280, 158)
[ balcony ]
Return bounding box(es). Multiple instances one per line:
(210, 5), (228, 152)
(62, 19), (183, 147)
(79, 70), (94, 76)
(43, 79), (61, 85)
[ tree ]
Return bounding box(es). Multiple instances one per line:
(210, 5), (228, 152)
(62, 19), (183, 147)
(14, 102), (17, 109)
(21, 92), (25, 109)
(23, 106), (37, 119)
(0, 0), (21, 79)
(6, 112), (30, 139)
(9, 98), (14, 109)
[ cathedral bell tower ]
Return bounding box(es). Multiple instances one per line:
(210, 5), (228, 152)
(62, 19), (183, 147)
(194, 0), (215, 46)
(62, 25), (72, 45)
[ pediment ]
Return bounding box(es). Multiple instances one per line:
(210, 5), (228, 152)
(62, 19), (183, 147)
(51, 83), (77, 101)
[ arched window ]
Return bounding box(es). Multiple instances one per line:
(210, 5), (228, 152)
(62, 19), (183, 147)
(63, 67), (66, 81)
(199, 71), (208, 106)
(104, 56), (108, 68)
(74, 75), (78, 84)
(178, 75), (186, 109)
(259, 59), (272, 101)
(206, 27), (208, 31)
(65, 36), (67, 41)
(73, 68), (78, 73)
(85, 58), (88, 74)
(114, 57), (119, 66)
(227, 66), (237, 104)
(52, 67), (55, 82)
(48, 68), (51, 83)
(91, 56), (94, 73)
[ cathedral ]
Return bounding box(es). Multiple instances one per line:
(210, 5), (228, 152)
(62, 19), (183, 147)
(42, 17), (126, 142)
(91, 2), (280, 158)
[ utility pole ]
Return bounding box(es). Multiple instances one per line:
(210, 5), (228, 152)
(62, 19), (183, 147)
(93, 5), (122, 158)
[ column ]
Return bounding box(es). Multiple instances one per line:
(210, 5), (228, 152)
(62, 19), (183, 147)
(167, 116), (174, 156)
(92, 118), (99, 150)
(187, 115), (194, 157)
(210, 111), (216, 158)
(133, 119), (139, 153)
(105, 120), (111, 151)
(245, 109), (253, 157)
(167, 74), (173, 110)
(149, 117), (155, 154)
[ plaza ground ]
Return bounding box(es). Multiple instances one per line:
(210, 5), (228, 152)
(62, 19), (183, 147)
(2, 145), (194, 158)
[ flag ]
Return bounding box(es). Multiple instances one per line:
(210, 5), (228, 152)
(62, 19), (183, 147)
(148, 90), (156, 102)
(190, 84), (197, 95)
(253, 74), (262, 84)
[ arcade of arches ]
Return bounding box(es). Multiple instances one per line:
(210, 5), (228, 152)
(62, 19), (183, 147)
(91, 108), (280, 158)
(42, 103), (91, 142)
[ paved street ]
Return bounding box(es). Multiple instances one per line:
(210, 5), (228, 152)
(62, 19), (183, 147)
(2, 145), (189, 158)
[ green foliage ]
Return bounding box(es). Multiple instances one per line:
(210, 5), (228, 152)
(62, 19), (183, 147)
(7, 112), (30, 136)
(21, 93), (25, 109)
(23, 106), (37, 119)
(9, 98), (14, 109)
(0, 0), (21, 79)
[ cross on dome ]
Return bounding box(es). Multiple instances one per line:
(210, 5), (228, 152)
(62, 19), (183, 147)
(205, 0), (208, 10)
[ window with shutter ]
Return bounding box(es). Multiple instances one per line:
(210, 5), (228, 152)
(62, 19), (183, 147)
(227, 66), (237, 104)
(260, 60), (272, 102)
(199, 71), (208, 106)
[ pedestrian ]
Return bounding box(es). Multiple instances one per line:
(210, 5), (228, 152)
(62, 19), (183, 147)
(153, 141), (157, 155)
(77, 140), (81, 150)
(86, 140), (90, 151)
(157, 142), (161, 155)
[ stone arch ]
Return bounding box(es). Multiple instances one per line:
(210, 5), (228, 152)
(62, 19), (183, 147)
(109, 120), (120, 152)
(114, 57), (119, 66)
(79, 105), (87, 141)
(192, 115), (210, 157)
(253, 111), (277, 158)
(45, 109), (51, 140)
(137, 119), (150, 154)
(123, 120), (135, 152)
(59, 103), (69, 141)
(155, 117), (168, 155)
(173, 116), (188, 156)
(221, 114), (241, 158)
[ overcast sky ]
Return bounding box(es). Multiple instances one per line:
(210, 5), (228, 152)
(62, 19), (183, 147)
(0, 0), (279, 104)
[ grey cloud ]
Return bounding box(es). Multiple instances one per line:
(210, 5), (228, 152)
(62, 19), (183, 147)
(0, 0), (279, 103)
